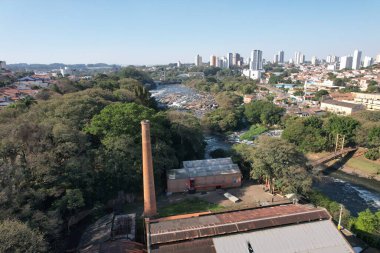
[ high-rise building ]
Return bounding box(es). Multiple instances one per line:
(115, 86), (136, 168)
(326, 55), (332, 63)
(210, 55), (217, 67)
(232, 53), (240, 66)
(311, 56), (317, 65)
(177, 61), (182, 68)
(339, 56), (353, 70)
(273, 54), (279, 64)
(0, 61), (6, 69)
(195, 54), (202, 66)
(250, 50), (263, 70)
(363, 56), (373, 68)
(352, 49), (362, 70)
(294, 51), (305, 65)
(375, 54), (380, 63)
(278, 51), (284, 63)
(216, 57), (228, 69)
(227, 53), (233, 68)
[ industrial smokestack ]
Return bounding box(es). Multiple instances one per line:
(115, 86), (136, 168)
(141, 120), (157, 217)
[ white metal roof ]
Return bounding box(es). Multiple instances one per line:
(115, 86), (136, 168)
(168, 158), (241, 180)
(183, 157), (233, 168)
(212, 220), (354, 253)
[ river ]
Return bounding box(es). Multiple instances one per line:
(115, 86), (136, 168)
(151, 83), (380, 216)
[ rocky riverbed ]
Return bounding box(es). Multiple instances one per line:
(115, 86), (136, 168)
(150, 84), (217, 117)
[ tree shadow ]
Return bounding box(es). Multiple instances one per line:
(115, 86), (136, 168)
(323, 150), (357, 176)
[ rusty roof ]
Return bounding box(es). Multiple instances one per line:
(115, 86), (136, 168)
(147, 204), (330, 246)
(151, 238), (215, 253)
(81, 239), (146, 253)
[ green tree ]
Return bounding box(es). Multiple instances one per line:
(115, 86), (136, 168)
(85, 102), (178, 195)
(244, 100), (284, 125)
(353, 209), (380, 234)
(202, 108), (242, 132)
(215, 92), (243, 109)
(249, 136), (312, 194)
(0, 220), (47, 253)
(368, 127), (380, 148)
(313, 89), (329, 101)
(293, 90), (304, 96)
(282, 116), (329, 152)
(325, 115), (360, 144)
(166, 111), (205, 161)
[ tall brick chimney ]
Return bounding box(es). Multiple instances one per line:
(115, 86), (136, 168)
(141, 120), (157, 217)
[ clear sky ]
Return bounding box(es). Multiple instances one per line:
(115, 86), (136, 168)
(1, 0), (379, 65)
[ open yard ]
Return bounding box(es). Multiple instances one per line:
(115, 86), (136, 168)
(158, 198), (225, 217)
(346, 156), (380, 175)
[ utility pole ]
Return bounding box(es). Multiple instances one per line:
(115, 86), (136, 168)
(337, 204), (343, 230)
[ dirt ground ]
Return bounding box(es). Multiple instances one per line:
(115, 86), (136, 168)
(165, 181), (291, 210)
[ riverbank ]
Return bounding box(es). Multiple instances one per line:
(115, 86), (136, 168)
(307, 151), (380, 182)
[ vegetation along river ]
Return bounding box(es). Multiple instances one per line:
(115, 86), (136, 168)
(151, 83), (380, 216)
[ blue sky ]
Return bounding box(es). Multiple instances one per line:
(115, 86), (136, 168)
(1, 0), (379, 65)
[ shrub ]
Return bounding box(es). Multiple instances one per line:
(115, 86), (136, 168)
(365, 148), (380, 161)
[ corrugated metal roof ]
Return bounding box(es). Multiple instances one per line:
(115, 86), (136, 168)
(167, 158), (240, 180)
(148, 205), (331, 245)
(212, 220), (354, 253)
(151, 238), (216, 253)
(183, 158), (233, 168)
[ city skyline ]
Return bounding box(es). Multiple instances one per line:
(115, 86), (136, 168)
(1, 0), (380, 65)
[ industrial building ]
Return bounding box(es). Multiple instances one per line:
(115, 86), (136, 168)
(85, 120), (354, 253)
(167, 158), (242, 193)
(145, 204), (354, 253)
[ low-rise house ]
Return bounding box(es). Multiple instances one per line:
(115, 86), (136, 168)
(243, 94), (255, 103)
(17, 76), (50, 88)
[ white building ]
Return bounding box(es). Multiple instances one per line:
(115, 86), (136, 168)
(352, 49), (362, 70)
(363, 56), (373, 68)
(327, 64), (336, 71)
(320, 100), (363, 115)
(242, 69), (261, 80)
(376, 54), (380, 63)
(339, 56), (353, 70)
(249, 50), (263, 70)
(353, 93), (380, 111)
(217, 57), (228, 69)
(177, 61), (182, 68)
(195, 54), (202, 66)
(311, 56), (317, 65)
(294, 51), (305, 65)
(232, 53), (240, 66)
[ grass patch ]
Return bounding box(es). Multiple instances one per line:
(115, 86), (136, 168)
(158, 198), (224, 217)
(240, 124), (268, 141)
(346, 157), (380, 175)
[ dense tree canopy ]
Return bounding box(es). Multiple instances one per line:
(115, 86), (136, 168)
(282, 116), (329, 152)
(244, 100), (285, 126)
(235, 136), (312, 194)
(0, 220), (47, 253)
(0, 70), (205, 251)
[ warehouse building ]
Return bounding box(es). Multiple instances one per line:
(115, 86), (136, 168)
(167, 158), (242, 193)
(145, 204), (354, 253)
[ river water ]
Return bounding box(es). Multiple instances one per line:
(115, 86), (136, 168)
(151, 83), (380, 216)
